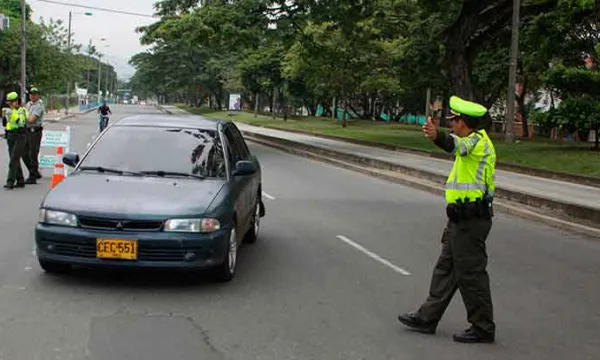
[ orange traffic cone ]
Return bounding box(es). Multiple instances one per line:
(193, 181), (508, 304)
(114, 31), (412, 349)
(50, 146), (65, 188)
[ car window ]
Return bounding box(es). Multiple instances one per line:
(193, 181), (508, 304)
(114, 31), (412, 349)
(230, 125), (250, 159)
(79, 126), (227, 178)
(223, 127), (243, 164)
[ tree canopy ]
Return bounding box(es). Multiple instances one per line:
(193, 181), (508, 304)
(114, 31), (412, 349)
(0, 0), (117, 106)
(130, 0), (599, 140)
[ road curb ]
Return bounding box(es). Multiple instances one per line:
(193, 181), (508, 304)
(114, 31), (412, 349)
(242, 132), (600, 237)
(155, 104), (173, 114)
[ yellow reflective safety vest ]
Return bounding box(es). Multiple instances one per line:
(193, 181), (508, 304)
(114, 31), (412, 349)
(5, 107), (27, 131)
(445, 129), (496, 204)
(6, 106), (27, 131)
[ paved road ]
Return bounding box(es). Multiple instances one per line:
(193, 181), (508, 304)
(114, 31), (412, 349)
(0, 105), (598, 359)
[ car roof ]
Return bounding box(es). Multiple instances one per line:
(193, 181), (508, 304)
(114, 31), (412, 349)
(114, 114), (229, 131)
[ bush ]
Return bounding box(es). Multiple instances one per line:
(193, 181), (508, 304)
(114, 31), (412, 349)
(532, 97), (599, 137)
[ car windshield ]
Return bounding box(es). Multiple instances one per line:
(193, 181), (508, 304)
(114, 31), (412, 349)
(78, 126), (226, 179)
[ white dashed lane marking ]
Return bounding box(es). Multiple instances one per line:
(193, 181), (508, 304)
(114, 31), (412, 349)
(336, 235), (411, 276)
(262, 191), (276, 200)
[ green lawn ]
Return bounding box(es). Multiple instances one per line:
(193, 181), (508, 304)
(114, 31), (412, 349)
(176, 105), (600, 178)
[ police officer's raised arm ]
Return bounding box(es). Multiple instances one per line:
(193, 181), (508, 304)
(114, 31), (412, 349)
(423, 117), (462, 154)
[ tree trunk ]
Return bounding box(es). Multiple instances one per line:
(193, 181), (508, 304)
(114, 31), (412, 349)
(342, 99), (348, 128)
(516, 81), (529, 139)
(254, 92), (259, 117)
(214, 93), (222, 110)
(445, 44), (475, 100)
(272, 88), (276, 119)
(595, 120), (599, 150)
(332, 97), (337, 120)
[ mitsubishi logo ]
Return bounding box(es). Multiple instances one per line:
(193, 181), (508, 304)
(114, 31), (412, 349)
(116, 222), (124, 230)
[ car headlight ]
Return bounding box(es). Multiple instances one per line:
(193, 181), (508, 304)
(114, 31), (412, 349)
(163, 218), (221, 233)
(39, 209), (78, 227)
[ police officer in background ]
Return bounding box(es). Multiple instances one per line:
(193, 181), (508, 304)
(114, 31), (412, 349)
(397, 95), (497, 344)
(24, 87), (45, 183)
(4, 92), (28, 190)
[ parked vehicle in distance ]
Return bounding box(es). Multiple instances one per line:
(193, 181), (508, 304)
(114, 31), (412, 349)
(35, 114), (265, 282)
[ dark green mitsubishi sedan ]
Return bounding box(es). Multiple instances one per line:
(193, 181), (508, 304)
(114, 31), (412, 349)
(35, 115), (265, 282)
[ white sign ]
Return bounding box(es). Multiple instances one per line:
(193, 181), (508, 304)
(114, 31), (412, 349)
(0, 14), (9, 31)
(39, 127), (71, 175)
(39, 155), (58, 168)
(41, 130), (70, 148)
(228, 94), (242, 111)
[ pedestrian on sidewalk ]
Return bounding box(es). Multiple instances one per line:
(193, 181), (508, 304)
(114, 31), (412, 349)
(3, 92), (29, 190)
(23, 87), (45, 184)
(397, 95), (497, 344)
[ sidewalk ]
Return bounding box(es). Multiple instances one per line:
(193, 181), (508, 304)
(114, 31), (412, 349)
(45, 105), (96, 122)
(160, 105), (600, 234)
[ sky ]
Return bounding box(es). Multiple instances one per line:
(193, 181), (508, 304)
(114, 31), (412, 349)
(29, 0), (159, 81)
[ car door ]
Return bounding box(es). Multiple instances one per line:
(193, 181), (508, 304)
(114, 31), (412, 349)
(229, 125), (255, 231)
(223, 126), (251, 235)
(230, 124), (260, 208)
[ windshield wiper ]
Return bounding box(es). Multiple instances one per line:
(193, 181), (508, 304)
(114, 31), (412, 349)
(139, 171), (205, 180)
(79, 166), (142, 176)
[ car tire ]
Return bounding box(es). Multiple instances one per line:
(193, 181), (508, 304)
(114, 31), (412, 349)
(39, 259), (70, 274)
(215, 226), (237, 282)
(243, 199), (263, 244)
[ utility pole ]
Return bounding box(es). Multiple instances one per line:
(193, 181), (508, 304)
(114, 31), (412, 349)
(425, 87), (432, 119)
(65, 11), (72, 114)
(97, 54), (102, 103)
(105, 60), (109, 100)
(20, 0), (26, 102)
(505, 0), (521, 143)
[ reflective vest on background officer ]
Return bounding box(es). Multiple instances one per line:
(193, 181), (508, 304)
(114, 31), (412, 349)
(398, 95), (497, 344)
(4, 92), (29, 190)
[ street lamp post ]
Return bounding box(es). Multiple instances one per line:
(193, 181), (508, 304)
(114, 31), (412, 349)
(505, 0), (521, 143)
(65, 10), (92, 115)
(65, 10), (72, 114)
(97, 44), (110, 103)
(20, 0), (26, 102)
(97, 53), (102, 103)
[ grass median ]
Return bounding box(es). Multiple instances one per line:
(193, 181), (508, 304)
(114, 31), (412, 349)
(176, 104), (600, 178)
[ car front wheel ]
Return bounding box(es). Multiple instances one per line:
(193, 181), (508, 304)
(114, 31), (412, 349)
(244, 200), (262, 244)
(215, 226), (237, 282)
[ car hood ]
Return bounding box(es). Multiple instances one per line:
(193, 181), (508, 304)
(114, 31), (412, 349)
(41, 173), (225, 218)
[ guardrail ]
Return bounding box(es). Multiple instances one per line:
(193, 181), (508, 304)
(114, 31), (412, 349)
(78, 99), (115, 112)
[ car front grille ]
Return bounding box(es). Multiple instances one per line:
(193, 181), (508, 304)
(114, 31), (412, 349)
(39, 240), (208, 262)
(78, 216), (164, 232)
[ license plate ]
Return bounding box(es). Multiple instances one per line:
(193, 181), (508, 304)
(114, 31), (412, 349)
(96, 239), (138, 260)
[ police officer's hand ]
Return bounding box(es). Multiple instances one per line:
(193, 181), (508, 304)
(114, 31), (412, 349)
(422, 117), (437, 140)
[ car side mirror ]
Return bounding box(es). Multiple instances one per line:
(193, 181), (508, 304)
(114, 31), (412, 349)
(232, 160), (257, 176)
(62, 152), (80, 168)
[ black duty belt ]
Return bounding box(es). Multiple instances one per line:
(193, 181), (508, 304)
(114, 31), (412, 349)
(27, 126), (43, 132)
(446, 198), (493, 223)
(6, 128), (26, 134)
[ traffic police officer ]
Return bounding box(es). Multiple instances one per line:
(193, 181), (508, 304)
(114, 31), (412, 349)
(24, 87), (45, 183)
(4, 92), (28, 190)
(398, 95), (497, 343)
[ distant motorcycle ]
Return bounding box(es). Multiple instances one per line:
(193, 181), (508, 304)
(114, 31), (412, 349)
(99, 114), (109, 132)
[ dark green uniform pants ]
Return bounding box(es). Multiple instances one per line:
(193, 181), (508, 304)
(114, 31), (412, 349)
(6, 130), (27, 185)
(24, 127), (43, 178)
(417, 218), (495, 337)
